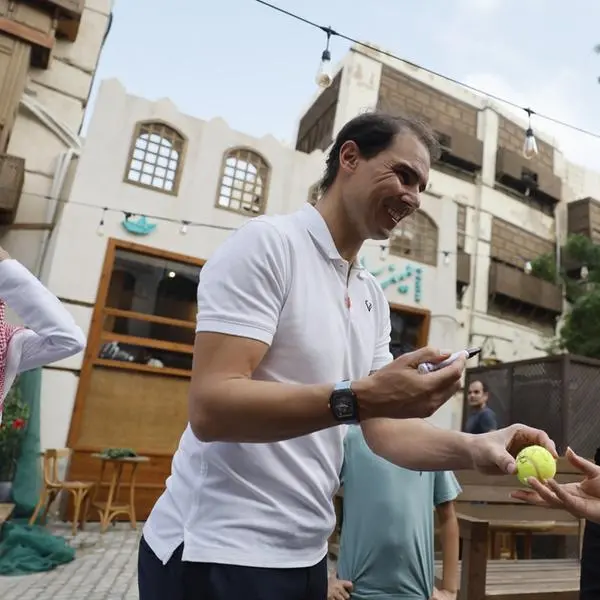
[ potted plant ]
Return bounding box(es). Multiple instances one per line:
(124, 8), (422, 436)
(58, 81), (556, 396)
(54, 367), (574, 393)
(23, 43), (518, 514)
(0, 382), (29, 502)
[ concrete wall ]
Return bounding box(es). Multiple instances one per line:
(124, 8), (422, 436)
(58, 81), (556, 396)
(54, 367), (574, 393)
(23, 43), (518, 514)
(1, 0), (113, 273)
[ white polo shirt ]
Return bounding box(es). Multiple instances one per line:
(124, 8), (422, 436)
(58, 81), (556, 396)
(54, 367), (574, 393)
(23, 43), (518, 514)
(142, 204), (393, 569)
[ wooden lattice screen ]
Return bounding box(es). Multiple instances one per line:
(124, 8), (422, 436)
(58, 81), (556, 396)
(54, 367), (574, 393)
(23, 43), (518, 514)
(464, 354), (600, 457)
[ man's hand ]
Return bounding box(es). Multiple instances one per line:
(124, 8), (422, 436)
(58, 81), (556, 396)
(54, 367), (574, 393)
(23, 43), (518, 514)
(327, 576), (353, 600)
(511, 447), (600, 523)
(354, 346), (465, 420)
(469, 423), (557, 475)
(430, 587), (457, 600)
(0, 245), (10, 261)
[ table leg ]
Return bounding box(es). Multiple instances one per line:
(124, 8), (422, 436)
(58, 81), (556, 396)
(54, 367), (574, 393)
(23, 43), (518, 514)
(100, 463), (123, 533)
(90, 461), (106, 513)
(128, 463), (140, 529)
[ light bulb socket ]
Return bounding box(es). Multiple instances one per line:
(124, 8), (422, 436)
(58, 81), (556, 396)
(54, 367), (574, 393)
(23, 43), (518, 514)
(321, 49), (331, 62)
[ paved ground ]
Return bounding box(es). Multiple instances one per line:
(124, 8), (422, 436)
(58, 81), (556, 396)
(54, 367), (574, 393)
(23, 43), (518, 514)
(0, 521), (141, 600)
(0, 520), (338, 599)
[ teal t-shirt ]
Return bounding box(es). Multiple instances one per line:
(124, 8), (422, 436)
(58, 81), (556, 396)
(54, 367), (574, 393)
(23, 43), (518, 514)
(336, 426), (462, 600)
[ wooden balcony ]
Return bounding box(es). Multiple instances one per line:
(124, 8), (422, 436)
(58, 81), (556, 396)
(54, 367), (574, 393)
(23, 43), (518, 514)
(0, 1), (84, 51)
(488, 261), (562, 314)
(495, 147), (562, 206)
(434, 125), (483, 175)
(457, 250), (471, 286)
(567, 197), (600, 244)
(0, 154), (25, 225)
(35, 0), (84, 41)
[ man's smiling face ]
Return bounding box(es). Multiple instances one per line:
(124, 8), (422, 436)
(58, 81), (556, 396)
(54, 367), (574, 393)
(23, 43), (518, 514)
(338, 131), (430, 241)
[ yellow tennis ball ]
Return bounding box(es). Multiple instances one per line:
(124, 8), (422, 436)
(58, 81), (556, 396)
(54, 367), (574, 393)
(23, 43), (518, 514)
(515, 445), (556, 486)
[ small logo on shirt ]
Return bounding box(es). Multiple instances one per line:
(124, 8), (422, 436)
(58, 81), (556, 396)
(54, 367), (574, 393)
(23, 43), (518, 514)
(365, 300), (373, 312)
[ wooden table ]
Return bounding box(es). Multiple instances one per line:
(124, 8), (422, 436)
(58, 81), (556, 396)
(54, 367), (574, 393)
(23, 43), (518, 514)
(487, 519), (557, 559)
(90, 454), (149, 533)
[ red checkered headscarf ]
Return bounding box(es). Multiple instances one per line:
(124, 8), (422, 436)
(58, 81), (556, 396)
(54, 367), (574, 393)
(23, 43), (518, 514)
(0, 299), (23, 406)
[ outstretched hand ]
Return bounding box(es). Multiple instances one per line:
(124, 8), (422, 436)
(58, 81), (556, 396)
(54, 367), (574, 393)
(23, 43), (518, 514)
(511, 447), (600, 523)
(469, 423), (557, 475)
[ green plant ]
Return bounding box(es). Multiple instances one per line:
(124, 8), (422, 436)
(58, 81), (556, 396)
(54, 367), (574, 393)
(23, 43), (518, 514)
(0, 383), (30, 481)
(530, 234), (600, 358)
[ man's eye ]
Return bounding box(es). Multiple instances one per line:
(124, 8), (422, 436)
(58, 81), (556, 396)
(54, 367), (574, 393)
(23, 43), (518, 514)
(396, 169), (410, 183)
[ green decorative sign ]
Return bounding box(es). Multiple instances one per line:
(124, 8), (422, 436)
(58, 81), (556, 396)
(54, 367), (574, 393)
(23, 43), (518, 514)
(360, 257), (423, 303)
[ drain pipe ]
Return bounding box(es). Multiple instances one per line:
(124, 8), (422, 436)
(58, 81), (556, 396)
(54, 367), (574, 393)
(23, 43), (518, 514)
(18, 93), (82, 278)
(467, 172), (484, 346)
(35, 147), (79, 279)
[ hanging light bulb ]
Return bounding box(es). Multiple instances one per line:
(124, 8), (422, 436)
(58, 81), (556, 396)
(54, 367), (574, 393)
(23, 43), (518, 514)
(96, 208), (107, 237)
(522, 108), (538, 160)
(581, 265), (589, 280)
(179, 221), (189, 235)
(524, 260), (533, 275)
(315, 28), (333, 89)
(379, 244), (389, 261)
(443, 251), (450, 266)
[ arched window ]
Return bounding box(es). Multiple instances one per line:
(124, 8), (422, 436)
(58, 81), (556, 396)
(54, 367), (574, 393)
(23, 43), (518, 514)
(125, 121), (186, 195)
(216, 147), (270, 215)
(389, 210), (439, 266)
(308, 182), (321, 206)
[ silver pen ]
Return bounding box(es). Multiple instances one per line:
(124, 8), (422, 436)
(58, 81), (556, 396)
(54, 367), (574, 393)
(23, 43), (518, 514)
(417, 347), (481, 374)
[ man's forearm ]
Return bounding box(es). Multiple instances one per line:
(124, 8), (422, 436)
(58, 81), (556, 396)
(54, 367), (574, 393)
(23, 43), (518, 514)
(440, 518), (460, 592)
(361, 418), (475, 471)
(189, 378), (338, 442)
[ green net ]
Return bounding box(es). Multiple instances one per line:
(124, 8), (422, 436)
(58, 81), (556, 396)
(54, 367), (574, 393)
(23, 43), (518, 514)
(0, 370), (75, 576)
(11, 368), (42, 518)
(0, 519), (74, 575)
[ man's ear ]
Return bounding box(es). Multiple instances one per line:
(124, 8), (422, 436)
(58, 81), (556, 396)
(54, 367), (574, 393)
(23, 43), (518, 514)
(339, 141), (360, 175)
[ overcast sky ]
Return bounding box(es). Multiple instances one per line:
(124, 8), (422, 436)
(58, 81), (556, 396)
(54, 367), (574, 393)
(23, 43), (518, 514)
(88, 0), (600, 171)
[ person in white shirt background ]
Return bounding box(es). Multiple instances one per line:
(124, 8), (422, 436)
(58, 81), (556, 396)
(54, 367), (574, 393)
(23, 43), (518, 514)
(0, 245), (85, 420)
(139, 112), (558, 600)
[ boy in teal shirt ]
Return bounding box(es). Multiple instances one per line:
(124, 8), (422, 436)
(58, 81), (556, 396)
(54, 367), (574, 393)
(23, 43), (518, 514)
(328, 426), (461, 600)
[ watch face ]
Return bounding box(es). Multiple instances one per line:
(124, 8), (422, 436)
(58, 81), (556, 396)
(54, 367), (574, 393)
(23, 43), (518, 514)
(333, 394), (357, 420)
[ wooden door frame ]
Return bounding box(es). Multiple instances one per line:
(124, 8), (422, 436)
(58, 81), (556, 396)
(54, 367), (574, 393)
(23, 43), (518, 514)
(66, 238), (206, 449)
(389, 302), (431, 349)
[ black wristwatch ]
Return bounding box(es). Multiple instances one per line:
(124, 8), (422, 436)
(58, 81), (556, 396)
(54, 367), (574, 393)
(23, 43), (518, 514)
(329, 380), (360, 423)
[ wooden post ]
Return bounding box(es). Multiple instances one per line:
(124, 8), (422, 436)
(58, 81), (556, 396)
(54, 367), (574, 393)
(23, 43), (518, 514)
(458, 515), (489, 600)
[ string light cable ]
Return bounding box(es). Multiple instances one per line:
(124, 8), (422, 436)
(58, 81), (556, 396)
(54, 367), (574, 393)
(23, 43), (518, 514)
(0, 187), (552, 273)
(255, 0), (600, 145)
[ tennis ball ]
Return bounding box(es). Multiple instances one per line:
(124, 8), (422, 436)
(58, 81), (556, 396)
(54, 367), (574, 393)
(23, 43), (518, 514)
(515, 445), (556, 486)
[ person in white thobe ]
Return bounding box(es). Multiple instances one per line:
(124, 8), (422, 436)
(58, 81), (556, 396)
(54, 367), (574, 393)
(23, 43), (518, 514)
(0, 245), (86, 421)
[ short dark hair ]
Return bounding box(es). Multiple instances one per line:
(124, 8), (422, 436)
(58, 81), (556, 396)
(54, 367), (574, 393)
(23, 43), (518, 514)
(320, 112), (440, 193)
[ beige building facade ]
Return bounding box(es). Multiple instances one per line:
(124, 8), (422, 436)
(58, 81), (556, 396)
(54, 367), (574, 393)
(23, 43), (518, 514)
(6, 41), (600, 518)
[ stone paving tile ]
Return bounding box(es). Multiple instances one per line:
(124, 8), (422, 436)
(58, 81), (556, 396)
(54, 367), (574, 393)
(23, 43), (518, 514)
(0, 519), (339, 599)
(0, 521), (141, 600)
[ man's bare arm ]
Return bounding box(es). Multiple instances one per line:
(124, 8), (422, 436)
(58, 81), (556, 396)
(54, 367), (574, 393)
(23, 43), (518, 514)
(436, 501), (459, 595)
(361, 418), (475, 471)
(188, 332), (337, 442)
(188, 334), (466, 444)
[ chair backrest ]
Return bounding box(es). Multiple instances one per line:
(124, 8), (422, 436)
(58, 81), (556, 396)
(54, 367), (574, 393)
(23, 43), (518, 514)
(42, 448), (71, 486)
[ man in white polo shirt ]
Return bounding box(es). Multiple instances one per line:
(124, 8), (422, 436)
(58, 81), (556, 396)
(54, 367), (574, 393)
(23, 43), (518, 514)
(138, 112), (555, 600)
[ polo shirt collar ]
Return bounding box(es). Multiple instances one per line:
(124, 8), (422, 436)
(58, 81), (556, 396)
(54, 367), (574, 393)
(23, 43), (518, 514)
(298, 204), (365, 271)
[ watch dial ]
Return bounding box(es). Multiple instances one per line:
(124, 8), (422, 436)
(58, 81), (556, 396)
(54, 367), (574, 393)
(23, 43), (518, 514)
(336, 396), (354, 417)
